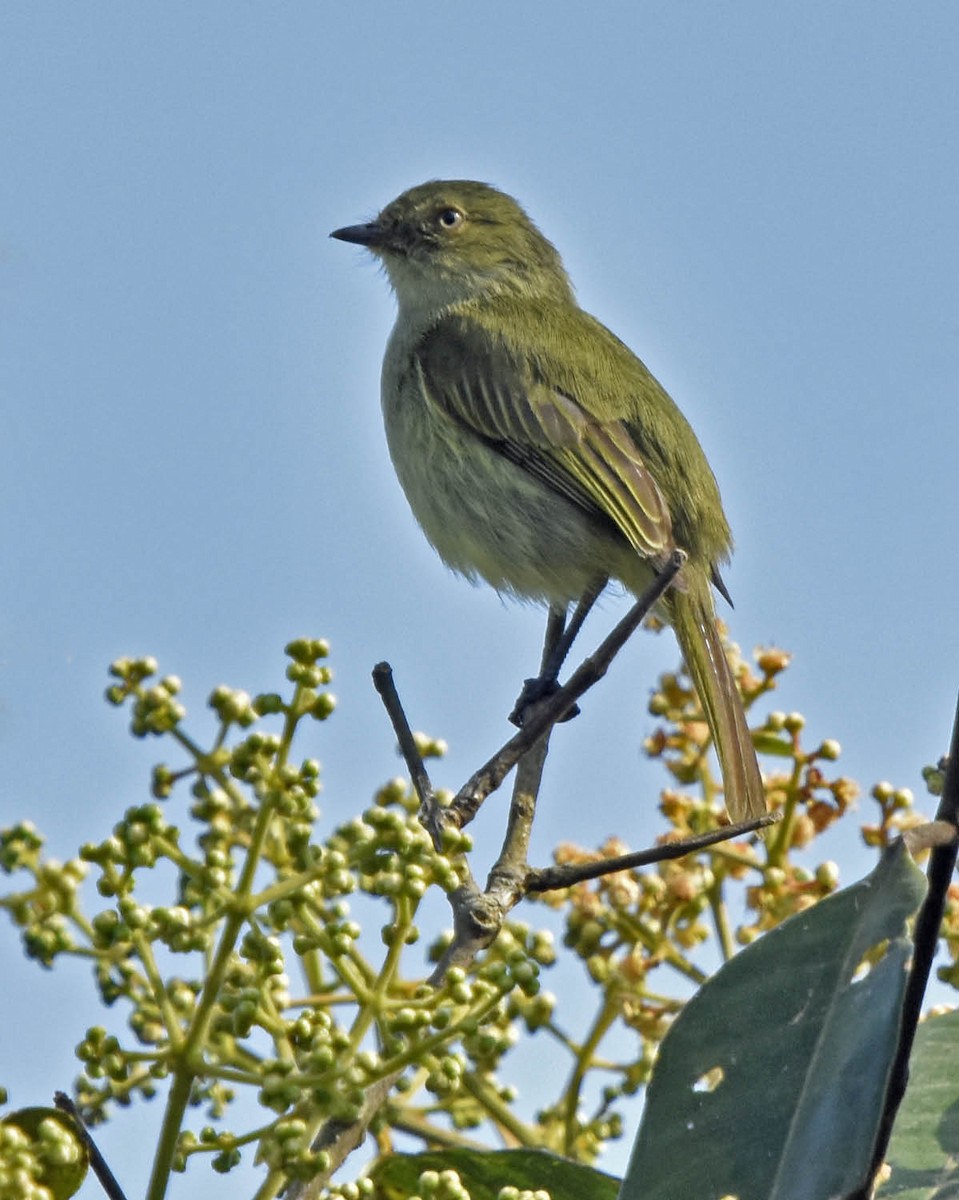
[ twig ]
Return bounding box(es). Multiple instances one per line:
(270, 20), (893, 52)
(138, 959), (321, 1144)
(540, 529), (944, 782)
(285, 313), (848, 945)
(427, 724), (556, 985)
(526, 812), (779, 892)
(851, 691), (959, 1199)
(427, 881), (504, 983)
(389, 1109), (490, 1152)
(295, 552), (687, 1196)
(451, 550), (685, 830)
(54, 1091), (129, 1200)
(372, 662), (434, 810)
(486, 726), (552, 900)
(372, 660), (487, 926)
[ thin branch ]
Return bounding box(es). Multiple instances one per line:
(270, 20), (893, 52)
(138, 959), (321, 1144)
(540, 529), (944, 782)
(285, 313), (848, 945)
(426, 878), (501, 984)
(306, 1074), (398, 1179)
(428, 655), (556, 983)
(371, 661), (487, 931)
(54, 1091), (130, 1200)
(388, 1109), (491, 1152)
(303, 551), (688, 1197)
(525, 812), (779, 892)
(509, 576), (609, 724)
(485, 726), (552, 902)
(451, 550), (685, 830)
(852, 691), (959, 1197)
(372, 662), (434, 810)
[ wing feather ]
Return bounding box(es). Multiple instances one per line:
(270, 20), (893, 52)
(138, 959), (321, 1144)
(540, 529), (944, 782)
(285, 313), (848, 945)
(415, 316), (674, 562)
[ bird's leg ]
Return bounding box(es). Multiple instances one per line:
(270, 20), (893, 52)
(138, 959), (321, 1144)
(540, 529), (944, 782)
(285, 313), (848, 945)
(509, 577), (608, 727)
(510, 602), (571, 726)
(541, 575), (607, 681)
(540, 604), (569, 675)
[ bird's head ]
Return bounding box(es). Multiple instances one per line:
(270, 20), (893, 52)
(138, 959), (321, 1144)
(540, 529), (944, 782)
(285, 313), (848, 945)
(332, 180), (572, 313)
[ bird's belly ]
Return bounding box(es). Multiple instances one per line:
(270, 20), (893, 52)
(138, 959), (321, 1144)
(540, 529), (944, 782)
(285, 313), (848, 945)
(381, 381), (650, 604)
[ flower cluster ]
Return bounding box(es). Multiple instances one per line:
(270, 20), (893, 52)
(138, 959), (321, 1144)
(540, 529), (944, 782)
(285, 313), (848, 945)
(1, 642), (558, 1194)
(0, 633), (943, 1199)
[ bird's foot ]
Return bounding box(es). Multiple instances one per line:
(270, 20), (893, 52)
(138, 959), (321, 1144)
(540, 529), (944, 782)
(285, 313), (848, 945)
(509, 676), (580, 728)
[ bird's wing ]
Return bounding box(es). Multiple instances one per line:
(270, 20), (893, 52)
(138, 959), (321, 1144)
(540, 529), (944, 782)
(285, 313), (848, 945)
(414, 313), (674, 562)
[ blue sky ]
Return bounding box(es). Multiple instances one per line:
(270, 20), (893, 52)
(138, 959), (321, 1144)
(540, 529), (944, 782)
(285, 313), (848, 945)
(2, 4), (958, 1196)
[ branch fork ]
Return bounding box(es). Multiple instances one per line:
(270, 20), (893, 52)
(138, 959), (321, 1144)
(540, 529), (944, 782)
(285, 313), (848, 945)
(296, 552), (776, 1194)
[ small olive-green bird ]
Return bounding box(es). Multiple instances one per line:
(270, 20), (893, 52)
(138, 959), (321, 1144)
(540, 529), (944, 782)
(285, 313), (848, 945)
(332, 180), (765, 822)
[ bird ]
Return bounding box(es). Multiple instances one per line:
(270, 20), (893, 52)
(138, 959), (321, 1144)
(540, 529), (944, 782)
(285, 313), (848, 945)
(331, 180), (765, 822)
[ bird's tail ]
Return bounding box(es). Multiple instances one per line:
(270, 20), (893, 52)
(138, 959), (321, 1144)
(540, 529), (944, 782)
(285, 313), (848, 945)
(667, 579), (765, 823)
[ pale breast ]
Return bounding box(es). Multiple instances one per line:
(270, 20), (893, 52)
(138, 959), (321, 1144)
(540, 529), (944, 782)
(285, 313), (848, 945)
(380, 328), (653, 603)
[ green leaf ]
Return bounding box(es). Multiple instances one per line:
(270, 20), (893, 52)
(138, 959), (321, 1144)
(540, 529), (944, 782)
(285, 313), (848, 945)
(370, 1147), (620, 1200)
(621, 839), (927, 1200)
(877, 1008), (959, 1197)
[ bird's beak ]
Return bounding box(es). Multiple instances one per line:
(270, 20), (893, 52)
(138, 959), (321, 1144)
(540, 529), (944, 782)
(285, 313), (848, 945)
(330, 221), (387, 247)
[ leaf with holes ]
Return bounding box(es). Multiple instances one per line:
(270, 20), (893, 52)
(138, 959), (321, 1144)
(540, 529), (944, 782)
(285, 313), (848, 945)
(620, 839), (926, 1200)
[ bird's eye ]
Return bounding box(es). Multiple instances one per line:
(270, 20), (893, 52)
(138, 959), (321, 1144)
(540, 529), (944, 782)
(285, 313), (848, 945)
(437, 208), (464, 230)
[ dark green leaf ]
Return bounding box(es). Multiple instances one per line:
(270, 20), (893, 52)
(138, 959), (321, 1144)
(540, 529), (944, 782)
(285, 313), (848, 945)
(621, 840), (926, 1200)
(370, 1147), (619, 1200)
(878, 1008), (959, 1197)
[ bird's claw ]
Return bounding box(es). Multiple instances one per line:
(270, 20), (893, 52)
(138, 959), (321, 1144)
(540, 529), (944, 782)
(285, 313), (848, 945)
(509, 676), (580, 727)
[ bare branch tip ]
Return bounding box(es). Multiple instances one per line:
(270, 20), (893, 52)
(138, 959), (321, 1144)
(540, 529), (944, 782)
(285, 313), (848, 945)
(902, 820), (958, 857)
